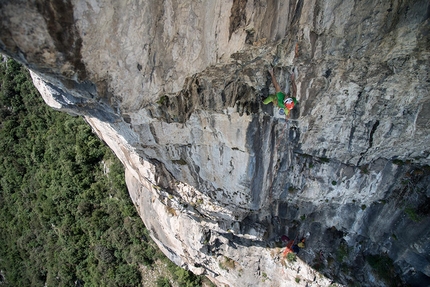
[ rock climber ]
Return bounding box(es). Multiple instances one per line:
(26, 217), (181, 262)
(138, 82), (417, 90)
(263, 68), (298, 120)
(292, 244), (300, 254)
(282, 239), (295, 257)
(297, 238), (305, 248)
(281, 235), (306, 257)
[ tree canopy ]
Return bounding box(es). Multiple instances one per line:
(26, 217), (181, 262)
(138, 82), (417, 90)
(0, 59), (201, 287)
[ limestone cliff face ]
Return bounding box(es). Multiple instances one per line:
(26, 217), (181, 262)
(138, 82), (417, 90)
(1, 0), (430, 286)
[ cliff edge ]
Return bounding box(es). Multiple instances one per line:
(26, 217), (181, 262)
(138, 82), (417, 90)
(1, 0), (429, 286)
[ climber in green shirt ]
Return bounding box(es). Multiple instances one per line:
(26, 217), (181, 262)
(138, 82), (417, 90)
(263, 68), (298, 120)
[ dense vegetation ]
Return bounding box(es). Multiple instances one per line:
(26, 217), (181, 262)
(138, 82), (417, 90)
(0, 59), (202, 287)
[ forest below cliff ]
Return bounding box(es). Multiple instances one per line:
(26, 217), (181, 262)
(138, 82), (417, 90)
(0, 59), (203, 287)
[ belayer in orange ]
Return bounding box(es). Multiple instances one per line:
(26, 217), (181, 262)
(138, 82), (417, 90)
(282, 235), (305, 257)
(263, 68), (298, 120)
(282, 238), (296, 257)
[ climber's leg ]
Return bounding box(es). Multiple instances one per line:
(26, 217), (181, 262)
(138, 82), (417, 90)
(263, 94), (277, 105)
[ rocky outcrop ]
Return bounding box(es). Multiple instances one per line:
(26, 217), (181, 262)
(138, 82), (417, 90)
(1, 0), (430, 286)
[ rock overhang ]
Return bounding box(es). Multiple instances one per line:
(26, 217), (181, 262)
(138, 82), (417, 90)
(1, 0), (430, 286)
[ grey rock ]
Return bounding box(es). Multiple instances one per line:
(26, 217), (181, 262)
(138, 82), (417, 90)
(1, 0), (429, 286)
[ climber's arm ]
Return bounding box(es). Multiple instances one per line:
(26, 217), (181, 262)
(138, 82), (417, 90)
(269, 68), (282, 93)
(291, 73), (297, 99)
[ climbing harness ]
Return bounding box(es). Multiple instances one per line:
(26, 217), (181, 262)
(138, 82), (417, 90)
(279, 108), (285, 115)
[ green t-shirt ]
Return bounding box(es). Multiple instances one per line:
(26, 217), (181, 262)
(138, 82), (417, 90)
(276, 92), (286, 108)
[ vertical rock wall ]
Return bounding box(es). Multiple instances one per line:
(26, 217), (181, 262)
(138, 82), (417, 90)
(1, 0), (430, 286)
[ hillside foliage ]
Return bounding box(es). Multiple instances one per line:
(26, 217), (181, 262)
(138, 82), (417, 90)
(0, 59), (201, 287)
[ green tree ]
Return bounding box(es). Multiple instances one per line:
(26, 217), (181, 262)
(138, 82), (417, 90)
(0, 58), (204, 287)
